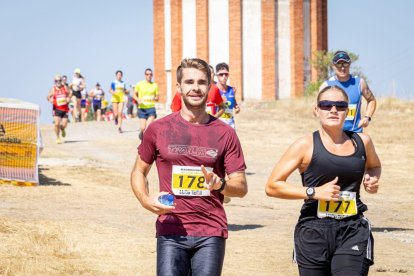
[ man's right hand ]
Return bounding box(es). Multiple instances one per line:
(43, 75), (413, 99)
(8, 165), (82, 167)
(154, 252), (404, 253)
(144, 192), (175, 215)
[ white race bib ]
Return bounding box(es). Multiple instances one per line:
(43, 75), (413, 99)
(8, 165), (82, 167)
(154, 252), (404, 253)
(317, 191), (358, 219)
(171, 165), (212, 197)
(56, 95), (67, 106)
(346, 104), (357, 121)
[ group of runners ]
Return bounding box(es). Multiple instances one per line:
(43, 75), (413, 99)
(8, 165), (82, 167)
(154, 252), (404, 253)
(131, 53), (381, 276)
(47, 67), (160, 142)
(47, 51), (381, 275)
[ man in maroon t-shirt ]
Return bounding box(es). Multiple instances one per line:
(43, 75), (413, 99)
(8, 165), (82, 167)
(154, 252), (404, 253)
(170, 64), (226, 117)
(131, 58), (247, 275)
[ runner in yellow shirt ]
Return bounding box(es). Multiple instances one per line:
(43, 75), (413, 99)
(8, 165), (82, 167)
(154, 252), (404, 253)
(133, 68), (159, 140)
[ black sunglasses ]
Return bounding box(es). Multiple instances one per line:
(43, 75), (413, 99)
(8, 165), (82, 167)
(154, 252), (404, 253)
(318, 100), (348, 111)
(334, 62), (350, 69)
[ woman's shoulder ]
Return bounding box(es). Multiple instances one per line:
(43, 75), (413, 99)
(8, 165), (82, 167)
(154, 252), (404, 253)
(355, 132), (373, 147)
(288, 133), (313, 153)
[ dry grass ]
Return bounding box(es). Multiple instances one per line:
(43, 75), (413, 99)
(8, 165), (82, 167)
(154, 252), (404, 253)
(0, 218), (97, 275)
(0, 97), (413, 275)
(369, 97), (414, 143)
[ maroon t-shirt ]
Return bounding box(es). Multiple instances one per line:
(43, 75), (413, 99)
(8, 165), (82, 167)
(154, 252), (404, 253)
(138, 112), (246, 238)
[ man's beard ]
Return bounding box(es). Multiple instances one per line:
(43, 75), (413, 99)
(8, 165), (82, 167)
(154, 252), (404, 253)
(181, 93), (208, 110)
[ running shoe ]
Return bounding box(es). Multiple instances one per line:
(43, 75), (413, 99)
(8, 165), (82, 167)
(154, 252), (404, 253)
(56, 138), (62, 144)
(118, 127), (123, 133)
(223, 196), (231, 204)
(61, 128), (66, 138)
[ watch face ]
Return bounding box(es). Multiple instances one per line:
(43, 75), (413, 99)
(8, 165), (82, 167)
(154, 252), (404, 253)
(307, 187), (315, 196)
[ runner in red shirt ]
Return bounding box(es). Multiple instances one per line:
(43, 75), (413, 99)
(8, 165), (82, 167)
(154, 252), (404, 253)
(170, 65), (225, 117)
(131, 58), (247, 275)
(47, 75), (71, 144)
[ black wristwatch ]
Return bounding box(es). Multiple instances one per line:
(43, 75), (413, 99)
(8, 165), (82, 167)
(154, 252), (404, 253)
(216, 178), (226, 193)
(306, 187), (315, 199)
(364, 116), (371, 122)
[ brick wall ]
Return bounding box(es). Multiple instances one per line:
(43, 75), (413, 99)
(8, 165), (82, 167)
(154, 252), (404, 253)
(153, 0), (328, 101)
(196, 0), (209, 62)
(229, 0), (243, 102)
(262, 0), (277, 100)
(311, 0), (328, 82)
(290, 0), (304, 98)
(153, 0), (166, 102)
(171, 1), (183, 90)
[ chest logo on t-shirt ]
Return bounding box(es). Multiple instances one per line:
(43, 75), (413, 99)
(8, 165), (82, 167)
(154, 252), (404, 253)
(168, 145), (218, 159)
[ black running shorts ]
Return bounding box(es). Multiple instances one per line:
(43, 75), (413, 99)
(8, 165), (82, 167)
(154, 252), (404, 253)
(293, 215), (374, 275)
(53, 109), (68, 119)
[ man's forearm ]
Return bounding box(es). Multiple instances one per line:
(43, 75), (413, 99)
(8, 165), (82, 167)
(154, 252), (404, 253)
(365, 99), (377, 118)
(220, 172), (247, 197)
(131, 169), (151, 208)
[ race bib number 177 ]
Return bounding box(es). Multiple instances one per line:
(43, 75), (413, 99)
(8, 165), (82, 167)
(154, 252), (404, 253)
(317, 191), (358, 219)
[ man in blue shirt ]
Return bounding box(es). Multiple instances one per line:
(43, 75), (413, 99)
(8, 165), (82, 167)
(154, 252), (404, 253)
(319, 51), (376, 132)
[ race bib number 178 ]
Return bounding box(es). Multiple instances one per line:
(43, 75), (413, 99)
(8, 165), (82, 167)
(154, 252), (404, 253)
(171, 165), (212, 197)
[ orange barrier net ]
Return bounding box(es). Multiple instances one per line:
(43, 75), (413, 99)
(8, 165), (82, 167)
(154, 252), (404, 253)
(0, 101), (41, 186)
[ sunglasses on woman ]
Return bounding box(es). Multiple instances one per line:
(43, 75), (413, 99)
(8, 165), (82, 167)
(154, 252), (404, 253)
(318, 100), (348, 111)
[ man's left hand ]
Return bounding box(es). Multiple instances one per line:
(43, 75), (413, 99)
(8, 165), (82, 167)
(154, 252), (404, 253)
(201, 165), (221, 191)
(358, 117), (370, 128)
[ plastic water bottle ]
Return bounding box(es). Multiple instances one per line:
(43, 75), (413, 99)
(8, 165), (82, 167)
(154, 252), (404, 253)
(158, 194), (175, 206)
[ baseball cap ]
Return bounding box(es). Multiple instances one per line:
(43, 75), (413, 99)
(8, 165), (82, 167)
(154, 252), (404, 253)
(74, 68), (81, 74)
(332, 51), (351, 64)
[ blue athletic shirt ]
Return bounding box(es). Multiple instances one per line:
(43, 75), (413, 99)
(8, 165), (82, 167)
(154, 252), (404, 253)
(218, 86), (236, 128)
(111, 79), (126, 94)
(325, 75), (363, 132)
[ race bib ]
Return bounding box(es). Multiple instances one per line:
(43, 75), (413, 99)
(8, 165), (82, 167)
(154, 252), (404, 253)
(56, 95), (67, 106)
(346, 104), (356, 121)
(221, 108), (234, 119)
(171, 165), (211, 197)
(141, 95), (155, 105)
(317, 191), (358, 219)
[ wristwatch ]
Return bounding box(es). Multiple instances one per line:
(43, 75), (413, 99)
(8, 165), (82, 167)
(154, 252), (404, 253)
(216, 178), (226, 193)
(306, 187), (315, 199)
(364, 116), (371, 122)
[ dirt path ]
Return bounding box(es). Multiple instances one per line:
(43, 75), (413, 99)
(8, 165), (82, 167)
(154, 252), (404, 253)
(1, 100), (413, 275)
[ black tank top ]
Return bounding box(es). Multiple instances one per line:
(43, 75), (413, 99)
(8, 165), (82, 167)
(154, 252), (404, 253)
(299, 130), (367, 221)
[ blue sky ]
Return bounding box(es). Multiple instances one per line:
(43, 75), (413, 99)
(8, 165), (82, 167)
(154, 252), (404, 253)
(328, 0), (413, 100)
(0, 0), (412, 123)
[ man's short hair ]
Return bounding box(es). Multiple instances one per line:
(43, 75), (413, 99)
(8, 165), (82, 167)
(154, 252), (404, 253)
(332, 51), (351, 64)
(215, 62), (229, 72)
(115, 70), (123, 75)
(145, 68), (153, 73)
(176, 58), (211, 84)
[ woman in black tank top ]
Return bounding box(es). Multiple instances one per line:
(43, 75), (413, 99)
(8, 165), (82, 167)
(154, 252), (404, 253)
(265, 86), (381, 276)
